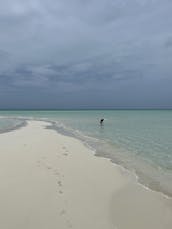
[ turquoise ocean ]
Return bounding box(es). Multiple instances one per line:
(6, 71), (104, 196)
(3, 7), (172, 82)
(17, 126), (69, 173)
(0, 110), (172, 197)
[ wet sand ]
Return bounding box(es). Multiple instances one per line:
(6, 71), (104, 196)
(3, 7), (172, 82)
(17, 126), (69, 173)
(0, 120), (172, 229)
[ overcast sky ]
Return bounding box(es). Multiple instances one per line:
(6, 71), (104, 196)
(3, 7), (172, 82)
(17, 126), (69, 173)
(0, 0), (172, 109)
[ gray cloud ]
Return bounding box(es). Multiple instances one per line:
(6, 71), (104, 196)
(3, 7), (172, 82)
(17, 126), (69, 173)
(165, 36), (172, 48)
(0, 0), (172, 108)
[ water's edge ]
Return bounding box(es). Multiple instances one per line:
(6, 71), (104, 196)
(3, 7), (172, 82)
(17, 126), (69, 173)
(0, 117), (171, 199)
(0, 118), (27, 134)
(45, 120), (172, 199)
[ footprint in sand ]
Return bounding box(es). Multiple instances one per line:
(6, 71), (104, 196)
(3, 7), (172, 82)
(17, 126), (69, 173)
(66, 219), (73, 228)
(58, 181), (62, 187)
(59, 210), (72, 228)
(54, 170), (60, 176)
(59, 190), (63, 194)
(62, 146), (69, 152)
(47, 165), (52, 170)
(63, 152), (68, 156)
(60, 209), (66, 216)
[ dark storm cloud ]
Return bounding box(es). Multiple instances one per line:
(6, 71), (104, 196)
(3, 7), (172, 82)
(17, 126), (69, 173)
(0, 59), (141, 89)
(0, 0), (172, 108)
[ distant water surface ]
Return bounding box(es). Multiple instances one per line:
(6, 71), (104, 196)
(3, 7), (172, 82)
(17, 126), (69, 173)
(0, 110), (172, 197)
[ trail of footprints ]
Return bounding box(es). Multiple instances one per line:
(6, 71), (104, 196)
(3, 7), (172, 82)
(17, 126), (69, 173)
(62, 146), (69, 156)
(36, 145), (73, 228)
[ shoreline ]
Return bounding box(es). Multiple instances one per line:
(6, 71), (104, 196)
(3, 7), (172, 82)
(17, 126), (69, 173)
(0, 116), (172, 199)
(45, 120), (172, 199)
(0, 117), (27, 134)
(0, 120), (172, 228)
(1, 116), (172, 199)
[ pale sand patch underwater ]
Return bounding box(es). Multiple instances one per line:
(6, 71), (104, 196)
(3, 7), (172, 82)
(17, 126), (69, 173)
(0, 120), (171, 229)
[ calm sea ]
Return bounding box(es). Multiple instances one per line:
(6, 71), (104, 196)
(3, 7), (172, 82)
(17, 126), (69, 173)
(0, 110), (172, 196)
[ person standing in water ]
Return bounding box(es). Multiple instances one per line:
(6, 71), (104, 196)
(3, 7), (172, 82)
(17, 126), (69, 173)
(100, 118), (104, 125)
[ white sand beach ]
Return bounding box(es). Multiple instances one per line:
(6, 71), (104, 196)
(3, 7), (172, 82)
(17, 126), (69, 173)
(0, 120), (172, 229)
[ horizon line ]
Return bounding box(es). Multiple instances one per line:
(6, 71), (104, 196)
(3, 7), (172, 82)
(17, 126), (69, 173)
(0, 108), (172, 111)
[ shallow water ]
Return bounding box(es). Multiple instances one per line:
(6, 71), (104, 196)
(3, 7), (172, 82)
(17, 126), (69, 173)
(0, 117), (26, 133)
(0, 110), (172, 196)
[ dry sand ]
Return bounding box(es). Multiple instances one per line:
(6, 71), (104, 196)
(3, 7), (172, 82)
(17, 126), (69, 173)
(0, 120), (172, 229)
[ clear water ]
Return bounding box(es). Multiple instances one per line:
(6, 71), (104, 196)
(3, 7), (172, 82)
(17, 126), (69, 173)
(0, 117), (26, 133)
(0, 110), (172, 196)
